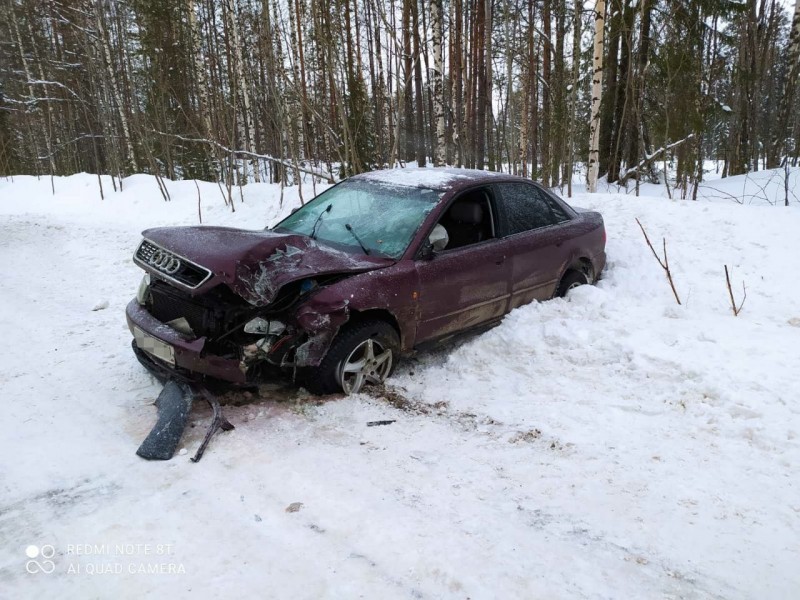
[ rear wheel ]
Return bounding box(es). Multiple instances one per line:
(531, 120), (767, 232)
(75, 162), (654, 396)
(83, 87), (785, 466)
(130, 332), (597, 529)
(556, 270), (588, 298)
(300, 319), (399, 395)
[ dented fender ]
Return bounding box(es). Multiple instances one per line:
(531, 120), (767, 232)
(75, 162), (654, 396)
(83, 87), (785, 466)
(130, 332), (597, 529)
(289, 262), (420, 368)
(293, 298), (351, 367)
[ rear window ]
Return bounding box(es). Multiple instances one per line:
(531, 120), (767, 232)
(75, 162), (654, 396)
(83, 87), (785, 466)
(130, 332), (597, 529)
(495, 183), (571, 235)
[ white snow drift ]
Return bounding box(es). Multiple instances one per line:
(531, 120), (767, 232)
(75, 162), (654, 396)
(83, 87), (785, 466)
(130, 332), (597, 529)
(0, 170), (798, 599)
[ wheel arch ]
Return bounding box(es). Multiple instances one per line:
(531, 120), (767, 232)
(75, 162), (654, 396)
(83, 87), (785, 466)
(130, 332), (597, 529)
(560, 256), (596, 285)
(348, 308), (403, 347)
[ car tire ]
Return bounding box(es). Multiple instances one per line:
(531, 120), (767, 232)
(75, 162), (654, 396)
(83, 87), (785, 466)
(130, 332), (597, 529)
(556, 269), (588, 298)
(300, 319), (400, 395)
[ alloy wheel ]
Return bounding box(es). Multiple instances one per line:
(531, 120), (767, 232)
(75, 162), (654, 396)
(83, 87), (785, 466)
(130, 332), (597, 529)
(337, 338), (393, 394)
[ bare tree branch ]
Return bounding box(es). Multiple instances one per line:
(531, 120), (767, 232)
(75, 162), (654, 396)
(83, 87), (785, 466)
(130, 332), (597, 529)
(724, 265), (747, 316)
(636, 218), (682, 305)
(151, 131), (335, 183)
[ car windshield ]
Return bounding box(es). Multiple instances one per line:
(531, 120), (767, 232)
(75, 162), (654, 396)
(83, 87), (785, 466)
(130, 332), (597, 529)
(273, 180), (441, 259)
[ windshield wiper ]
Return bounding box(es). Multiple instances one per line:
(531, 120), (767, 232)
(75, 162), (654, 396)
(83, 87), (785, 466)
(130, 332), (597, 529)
(309, 204), (332, 240)
(345, 223), (371, 255)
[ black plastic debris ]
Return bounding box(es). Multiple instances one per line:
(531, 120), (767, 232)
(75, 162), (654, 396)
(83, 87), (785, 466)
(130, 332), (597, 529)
(136, 380), (194, 460)
(136, 379), (235, 462)
(366, 420), (396, 427)
(190, 388), (234, 462)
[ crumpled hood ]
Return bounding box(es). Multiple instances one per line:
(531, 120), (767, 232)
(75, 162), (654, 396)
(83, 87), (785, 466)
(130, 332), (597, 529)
(141, 226), (392, 306)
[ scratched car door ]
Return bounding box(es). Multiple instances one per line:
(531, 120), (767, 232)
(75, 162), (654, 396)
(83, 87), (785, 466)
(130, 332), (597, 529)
(493, 182), (575, 308)
(414, 189), (512, 343)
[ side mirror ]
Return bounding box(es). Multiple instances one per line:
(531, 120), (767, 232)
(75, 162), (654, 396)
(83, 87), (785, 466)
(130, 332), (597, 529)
(418, 241), (435, 261)
(290, 207), (300, 215)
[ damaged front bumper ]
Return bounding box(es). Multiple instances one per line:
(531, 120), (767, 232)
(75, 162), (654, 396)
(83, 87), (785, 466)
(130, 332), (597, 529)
(126, 299), (249, 384)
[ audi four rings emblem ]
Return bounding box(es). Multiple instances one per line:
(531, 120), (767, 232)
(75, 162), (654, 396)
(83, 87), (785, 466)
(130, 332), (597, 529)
(148, 249), (182, 274)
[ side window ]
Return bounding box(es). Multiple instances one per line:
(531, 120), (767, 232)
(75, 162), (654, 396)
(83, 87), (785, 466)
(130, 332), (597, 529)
(496, 183), (570, 236)
(434, 187), (496, 251)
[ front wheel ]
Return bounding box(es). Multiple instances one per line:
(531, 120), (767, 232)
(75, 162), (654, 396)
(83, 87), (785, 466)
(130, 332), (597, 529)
(300, 319), (399, 395)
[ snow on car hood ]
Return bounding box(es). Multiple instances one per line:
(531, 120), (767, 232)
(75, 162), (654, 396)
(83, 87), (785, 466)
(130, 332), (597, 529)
(141, 226), (393, 306)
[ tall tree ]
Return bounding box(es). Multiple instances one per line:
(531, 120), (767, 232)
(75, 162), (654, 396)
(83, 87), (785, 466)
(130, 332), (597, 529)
(431, 0), (446, 165)
(588, 0), (606, 192)
(770, 0), (800, 166)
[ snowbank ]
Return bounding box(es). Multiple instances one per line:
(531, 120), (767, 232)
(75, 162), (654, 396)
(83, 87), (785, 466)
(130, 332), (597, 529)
(1, 170), (798, 599)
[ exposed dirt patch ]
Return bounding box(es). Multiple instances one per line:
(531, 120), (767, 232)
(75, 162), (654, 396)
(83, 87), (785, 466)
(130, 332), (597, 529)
(509, 429), (543, 444)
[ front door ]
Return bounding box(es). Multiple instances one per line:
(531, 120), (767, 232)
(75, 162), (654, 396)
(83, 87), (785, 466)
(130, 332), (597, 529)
(414, 187), (511, 343)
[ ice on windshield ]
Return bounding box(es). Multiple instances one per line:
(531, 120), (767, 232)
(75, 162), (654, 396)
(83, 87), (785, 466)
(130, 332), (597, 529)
(274, 180), (440, 259)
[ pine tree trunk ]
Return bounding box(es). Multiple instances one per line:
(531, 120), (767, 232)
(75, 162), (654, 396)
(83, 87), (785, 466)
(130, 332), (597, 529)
(541, 0), (552, 185)
(485, 0), (494, 171)
(770, 0), (800, 167)
(402, 0), (414, 161)
(598, 0), (620, 178)
(475, 0), (486, 168)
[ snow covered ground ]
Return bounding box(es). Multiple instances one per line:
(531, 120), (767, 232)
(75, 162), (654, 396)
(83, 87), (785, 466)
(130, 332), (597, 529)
(1, 170), (798, 599)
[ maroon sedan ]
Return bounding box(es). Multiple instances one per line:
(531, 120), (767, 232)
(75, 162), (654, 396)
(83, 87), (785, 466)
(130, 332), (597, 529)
(126, 168), (606, 394)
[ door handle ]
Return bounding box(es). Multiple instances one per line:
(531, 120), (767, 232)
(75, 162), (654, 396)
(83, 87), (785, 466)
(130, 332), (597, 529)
(495, 255), (506, 265)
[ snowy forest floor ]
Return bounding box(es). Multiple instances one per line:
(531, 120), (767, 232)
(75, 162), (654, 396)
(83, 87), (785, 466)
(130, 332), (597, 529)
(1, 169), (798, 599)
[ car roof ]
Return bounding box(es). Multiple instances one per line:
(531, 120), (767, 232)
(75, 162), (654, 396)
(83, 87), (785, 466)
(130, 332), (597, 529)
(350, 167), (529, 192)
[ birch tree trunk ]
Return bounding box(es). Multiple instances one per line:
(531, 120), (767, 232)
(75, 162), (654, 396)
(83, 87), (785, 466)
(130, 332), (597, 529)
(224, 0), (259, 182)
(431, 0), (446, 165)
(187, 0), (213, 152)
(587, 0), (605, 193)
(412, 0), (426, 166)
(95, 0), (137, 173)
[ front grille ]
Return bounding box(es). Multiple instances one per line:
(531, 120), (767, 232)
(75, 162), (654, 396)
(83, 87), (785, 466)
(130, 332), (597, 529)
(148, 281), (221, 338)
(135, 239), (212, 289)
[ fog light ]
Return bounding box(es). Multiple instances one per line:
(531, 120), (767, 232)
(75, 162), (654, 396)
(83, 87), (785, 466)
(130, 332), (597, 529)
(243, 317), (286, 335)
(136, 273), (151, 305)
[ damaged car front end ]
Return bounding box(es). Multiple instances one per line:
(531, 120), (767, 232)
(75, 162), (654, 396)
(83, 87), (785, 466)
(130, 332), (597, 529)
(126, 178), (439, 394)
(126, 235), (393, 387)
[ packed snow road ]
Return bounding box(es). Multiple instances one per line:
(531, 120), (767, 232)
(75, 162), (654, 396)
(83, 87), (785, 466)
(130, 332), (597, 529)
(1, 173), (798, 599)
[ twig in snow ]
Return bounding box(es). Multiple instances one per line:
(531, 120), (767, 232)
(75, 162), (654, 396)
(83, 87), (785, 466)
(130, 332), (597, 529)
(636, 218), (682, 305)
(724, 265), (746, 316)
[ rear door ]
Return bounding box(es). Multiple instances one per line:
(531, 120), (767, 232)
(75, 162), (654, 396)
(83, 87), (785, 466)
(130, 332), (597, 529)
(414, 186), (512, 343)
(493, 182), (575, 308)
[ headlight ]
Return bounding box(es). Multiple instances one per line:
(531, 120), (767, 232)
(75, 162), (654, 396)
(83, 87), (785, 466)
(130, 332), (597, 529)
(243, 317), (286, 335)
(136, 273), (151, 305)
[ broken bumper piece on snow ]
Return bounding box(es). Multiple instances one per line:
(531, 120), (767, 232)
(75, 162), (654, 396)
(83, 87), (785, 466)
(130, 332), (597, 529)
(136, 380), (194, 460)
(136, 380), (234, 462)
